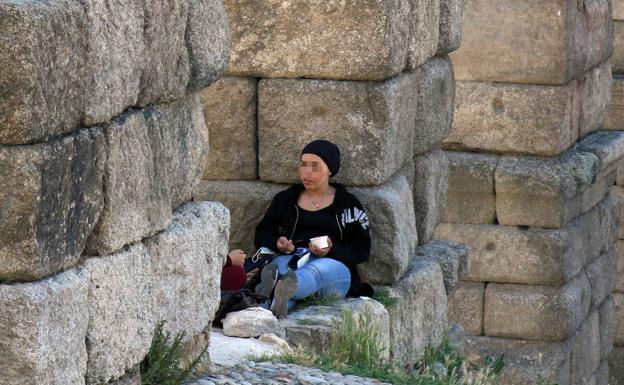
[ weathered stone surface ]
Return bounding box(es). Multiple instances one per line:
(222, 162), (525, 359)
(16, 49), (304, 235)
(616, 1), (624, 20)
(0, 268), (89, 385)
(0, 0), (229, 144)
(0, 129), (104, 282)
(447, 281), (484, 336)
(599, 296), (614, 360)
(83, 244), (154, 385)
(413, 56), (455, 155)
(109, 366), (141, 385)
(609, 347), (624, 384)
(443, 151), (498, 224)
(413, 149), (448, 244)
(570, 311), (602, 385)
(223, 308), (284, 338)
(200, 77), (258, 180)
(258, 75), (416, 186)
(225, 0), (439, 80)
(604, 75), (624, 130)
(597, 191), (621, 255)
(613, 21), (624, 74)
(381, 257), (447, 363)
(0, 0), (87, 145)
(595, 360), (609, 385)
(88, 95), (208, 255)
(194, 180), (286, 253)
(445, 81), (580, 156)
(494, 151), (599, 229)
(578, 61), (612, 137)
(615, 293), (624, 345)
(577, 131), (624, 171)
(465, 337), (570, 385)
(279, 298), (390, 358)
(415, 240), (469, 295)
(450, 0), (612, 85)
(435, 200), (609, 285)
(586, 251), (617, 310)
(351, 175), (418, 284)
(484, 276), (591, 342)
(437, 0), (463, 54)
(146, 202), (229, 341)
(616, 240), (624, 293)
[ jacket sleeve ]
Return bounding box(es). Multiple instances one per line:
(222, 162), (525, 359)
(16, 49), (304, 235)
(326, 197), (371, 267)
(254, 193), (284, 252)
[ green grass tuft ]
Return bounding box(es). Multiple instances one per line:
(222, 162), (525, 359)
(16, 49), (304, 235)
(372, 288), (398, 309)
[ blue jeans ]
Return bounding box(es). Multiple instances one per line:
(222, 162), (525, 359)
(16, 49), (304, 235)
(272, 250), (351, 310)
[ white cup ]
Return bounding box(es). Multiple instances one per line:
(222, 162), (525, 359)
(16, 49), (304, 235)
(310, 235), (329, 249)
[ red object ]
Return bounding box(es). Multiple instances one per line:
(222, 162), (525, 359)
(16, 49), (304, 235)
(220, 256), (247, 291)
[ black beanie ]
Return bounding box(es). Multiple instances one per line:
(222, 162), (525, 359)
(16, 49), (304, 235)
(301, 139), (341, 177)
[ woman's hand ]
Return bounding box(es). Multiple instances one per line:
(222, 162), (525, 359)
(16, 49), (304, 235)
(277, 236), (295, 254)
(228, 249), (246, 266)
(309, 238), (332, 257)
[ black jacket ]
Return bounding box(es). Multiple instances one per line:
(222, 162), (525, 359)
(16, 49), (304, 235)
(254, 183), (373, 297)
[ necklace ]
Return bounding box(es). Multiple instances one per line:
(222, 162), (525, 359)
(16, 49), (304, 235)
(307, 188), (334, 210)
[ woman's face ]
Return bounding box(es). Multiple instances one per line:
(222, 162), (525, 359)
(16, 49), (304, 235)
(298, 153), (330, 190)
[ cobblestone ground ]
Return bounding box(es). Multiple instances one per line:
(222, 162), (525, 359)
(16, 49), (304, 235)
(188, 361), (392, 385)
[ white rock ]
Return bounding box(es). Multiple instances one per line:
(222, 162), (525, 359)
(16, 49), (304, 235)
(222, 307), (284, 338)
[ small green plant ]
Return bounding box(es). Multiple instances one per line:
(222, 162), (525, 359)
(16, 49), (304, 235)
(373, 287), (398, 309)
(252, 310), (505, 385)
(140, 321), (206, 385)
(536, 374), (558, 385)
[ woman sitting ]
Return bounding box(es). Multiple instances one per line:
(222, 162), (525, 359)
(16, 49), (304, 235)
(254, 139), (372, 317)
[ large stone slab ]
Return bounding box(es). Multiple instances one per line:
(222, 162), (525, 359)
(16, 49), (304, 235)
(569, 311), (602, 385)
(609, 347), (624, 384)
(225, 0), (439, 80)
(258, 75), (416, 186)
(465, 337), (570, 385)
(413, 56), (455, 155)
(0, 128), (104, 283)
(378, 257), (447, 364)
(603, 75), (624, 130)
(0, 268), (89, 385)
(0, 0), (230, 144)
(483, 276), (591, 342)
(146, 202), (229, 342)
(578, 61), (612, 137)
(200, 77), (258, 180)
(413, 149), (448, 244)
(447, 281), (484, 336)
(83, 245), (154, 385)
(351, 174), (418, 285)
(87, 95), (208, 255)
(443, 151), (498, 224)
(437, 0), (463, 54)
(450, 0), (612, 85)
(0, 0), (87, 145)
(435, 198), (609, 285)
(615, 293), (624, 345)
(279, 298), (390, 358)
(586, 251), (617, 310)
(613, 21), (624, 74)
(194, 180), (286, 254)
(445, 80), (580, 156)
(223, 307), (283, 338)
(494, 151), (599, 229)
(415, 240), (469, 296)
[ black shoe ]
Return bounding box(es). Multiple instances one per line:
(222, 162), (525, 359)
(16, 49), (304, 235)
(271, 271), (297, 318)
(255, 263), (279, 299)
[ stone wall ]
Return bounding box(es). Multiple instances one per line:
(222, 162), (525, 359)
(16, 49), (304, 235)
(436, 1), (621, 384)
(194, 0), (467, 365)
(0, 1), (231, 384)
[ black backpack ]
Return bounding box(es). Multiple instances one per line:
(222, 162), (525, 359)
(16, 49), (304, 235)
(212, 289), (268, 327)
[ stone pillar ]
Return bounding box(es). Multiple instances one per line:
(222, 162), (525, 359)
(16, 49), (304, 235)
(194, 0), (467, 365)
(0, 1), (231, 384)
(437, 1), (619, 384)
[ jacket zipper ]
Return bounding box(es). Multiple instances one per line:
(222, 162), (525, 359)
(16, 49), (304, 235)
(335, 214), (343, 241)
(289, 204), (299, 241)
